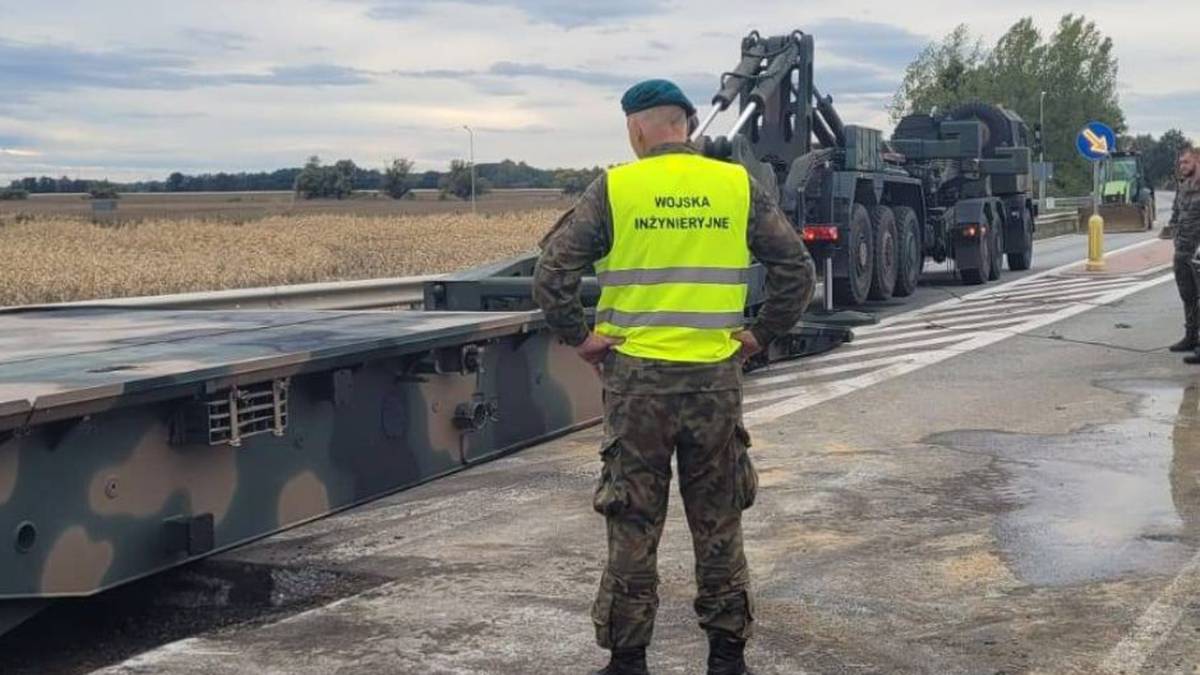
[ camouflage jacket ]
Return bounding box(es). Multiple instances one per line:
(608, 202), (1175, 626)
(1173, 180), (1200, 251)
(532, 142), (815, 394)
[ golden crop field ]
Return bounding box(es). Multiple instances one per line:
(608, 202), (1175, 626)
(0, 208), (563, 306)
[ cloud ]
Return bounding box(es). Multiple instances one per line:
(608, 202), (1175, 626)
(0, 37), (374, 94)
(1123, 89), (1200, 137)
(394, 60), (635, 95)
(180, 28), (252, 52)
(230, 64), (374, 86)
(803, 19), (931, 70)
(362, 0), (671, 28)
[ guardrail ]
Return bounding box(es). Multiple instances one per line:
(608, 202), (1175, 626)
(1042, 196), (1092, 211)
(38, 276), (442, 312)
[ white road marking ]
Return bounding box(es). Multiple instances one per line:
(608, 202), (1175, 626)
(850, 315), (1038, 346)
(744, 240), (1172, 423)
(1098, 548), (1200, 674)
(746, 354), (917, 390)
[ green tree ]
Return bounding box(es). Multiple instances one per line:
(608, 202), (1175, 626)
(294, 155), (325, 199)
(88, 181), (120, 199)
(382, 158), (414, 199)
(1149, 129), (1195, 189)
(439, 159), (490, 200)
(166, 172), (185, 192)
(890, 14), (1123, 195)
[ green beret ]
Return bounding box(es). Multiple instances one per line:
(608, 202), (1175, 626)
(620, 79), (696, 117)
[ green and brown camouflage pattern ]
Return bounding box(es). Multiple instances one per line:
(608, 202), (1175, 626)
(0, 307), (601, 631)
(591, 368), (756, 650)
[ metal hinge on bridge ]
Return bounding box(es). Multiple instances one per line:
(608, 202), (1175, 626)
(171, 378), (289, 447)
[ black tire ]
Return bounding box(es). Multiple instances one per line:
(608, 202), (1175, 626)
(833, 203), (874, 306)
(987, 213), (1003, 281)
(891, 206), (921, 298)
(1007, 207), (1034, 271)
(946, 102), (1014, 158)
(868, 206), (898, 300)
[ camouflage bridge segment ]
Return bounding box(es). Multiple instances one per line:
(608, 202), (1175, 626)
(0, 307), (601, 633)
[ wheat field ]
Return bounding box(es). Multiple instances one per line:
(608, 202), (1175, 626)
(0, 210), (561, 306)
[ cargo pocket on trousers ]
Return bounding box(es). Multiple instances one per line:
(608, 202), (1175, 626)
(593, 438), (630, 516)
(733, 425), (758, 510)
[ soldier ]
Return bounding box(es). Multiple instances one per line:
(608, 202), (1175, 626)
(533, 79), (815, 675)
(1168, 149), (1200, 362)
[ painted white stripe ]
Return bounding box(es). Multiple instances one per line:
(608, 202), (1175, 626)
(854, 305), (1057, 338)
(989, 273), (1128, 294)
(1098, 548), (1200, 674)
(800, 332), (975, 366)
(746, 354), (918, 389)
(860, 237), (1166, 331)
(972, 277), (1139, 302)
(877, 286), (1129, 326)
(850, 315), (1038, 346)
(746, 267), (1171, 424)
(959, 282), (1137, 306)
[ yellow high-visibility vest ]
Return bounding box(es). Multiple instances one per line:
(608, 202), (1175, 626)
(596, 152), (751, 363)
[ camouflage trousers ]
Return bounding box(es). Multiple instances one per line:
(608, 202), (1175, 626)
(591, 388), (758, 650)
(1174, 246), (1200, 332)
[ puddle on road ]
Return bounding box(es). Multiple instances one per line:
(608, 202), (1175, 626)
(928, 379), (1200, 587)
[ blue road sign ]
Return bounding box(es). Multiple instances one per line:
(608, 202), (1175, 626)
(1076, 121), (1116, 161)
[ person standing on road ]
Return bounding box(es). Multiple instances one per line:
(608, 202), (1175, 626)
(1168, 149), (1200, 362)
(533, 79), (815, 675)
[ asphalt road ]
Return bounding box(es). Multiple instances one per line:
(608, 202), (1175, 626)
(1, 200), (1191, 675)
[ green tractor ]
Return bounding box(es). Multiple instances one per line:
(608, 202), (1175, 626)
(1078, 151), (1156, 232)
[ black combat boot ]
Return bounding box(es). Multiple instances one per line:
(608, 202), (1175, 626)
(593, 647), (650, 675)
(1170, 332), (1198, 352)
(707, 633), (755, 675)
(1185, 350), (1200, 365)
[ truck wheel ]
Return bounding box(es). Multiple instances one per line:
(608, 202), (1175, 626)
(1006, 207), (1034, 271)
(868, 206), (897, 300)
(987, 216), (1003, 281)
(892, 206), (921, 297)
(833, 203), (874, 306)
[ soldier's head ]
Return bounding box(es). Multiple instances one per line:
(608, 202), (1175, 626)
(621, 79), (696, 158)
(1181, 149), (1199, 180)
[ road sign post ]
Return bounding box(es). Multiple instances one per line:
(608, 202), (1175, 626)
(1076, 121), (1116, 272)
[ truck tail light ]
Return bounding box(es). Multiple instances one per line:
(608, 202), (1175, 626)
(803, 225), (839, 242)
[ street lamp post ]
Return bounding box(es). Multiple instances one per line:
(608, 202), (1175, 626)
(1038, 91), (1047, 208)
(462, 125), (476, 215)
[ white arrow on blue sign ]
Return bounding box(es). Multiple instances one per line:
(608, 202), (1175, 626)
(1076, 121), (1116, 161)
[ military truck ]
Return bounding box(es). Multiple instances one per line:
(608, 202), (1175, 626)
(1077, 151), (1156, 232)
(691, 31), (1035, 303)
(891, 104), (1037, 283)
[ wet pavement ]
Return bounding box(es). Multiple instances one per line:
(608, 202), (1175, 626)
(6, 231), (1200, 674)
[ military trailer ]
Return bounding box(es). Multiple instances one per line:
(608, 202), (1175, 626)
(891, 103), (1037, 283)
(0, 306), (604, 635)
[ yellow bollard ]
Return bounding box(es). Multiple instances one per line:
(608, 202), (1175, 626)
(1086, 214), (1106, 272)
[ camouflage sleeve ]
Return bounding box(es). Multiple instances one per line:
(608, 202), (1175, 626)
(745, 176), (815, 347)
(532, 174), (610, 347)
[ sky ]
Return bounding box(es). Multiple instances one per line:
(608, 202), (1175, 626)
(0, 0), (1197, 182)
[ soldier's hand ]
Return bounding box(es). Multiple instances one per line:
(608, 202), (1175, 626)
(576, 332), (624, 366)
(732, 330), (762, 362)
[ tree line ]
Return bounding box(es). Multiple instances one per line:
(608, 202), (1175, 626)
(4, 158), (604, 201)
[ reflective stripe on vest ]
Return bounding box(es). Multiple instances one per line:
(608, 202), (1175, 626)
(596, 152), (751, 363)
